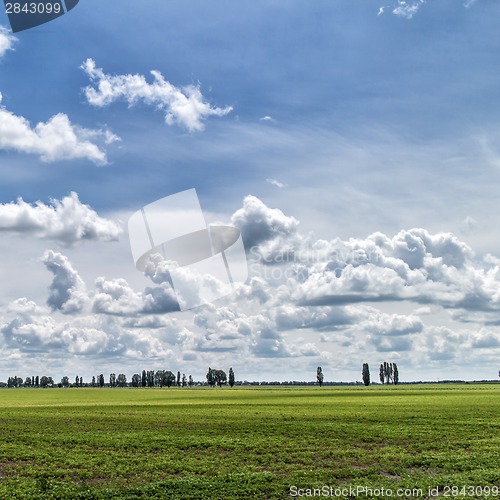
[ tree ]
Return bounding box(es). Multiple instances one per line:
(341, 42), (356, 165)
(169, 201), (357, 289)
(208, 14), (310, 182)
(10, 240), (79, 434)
(182, 373), (187, 387)
(228, 368), (235, 388)
(61, 376), (70, 388)
(109, 373), (116, 388)
(24, 377), (32, 387)
(147, 370), (154, 388)
(393, 363), (399, 385)
(163, 371), (176, 388)
(216, 370), (227, 387)
(177, 371), (181, 387)
(206, 368), (227, 387)
(92, 376), (96, 387)
(207, 367), (215, 387)
(75, 376), (80, 387)
(131, 374), (141, 388)
(7, 377), (21, 388)
(316, 367), (324, 387)
(379, 362), (398, 385)
(99, 374), (105, 388)
(154, 370), (165, 388)
(141, 370), (147, 388)
(40, 376), (53, 388)
(117, 374), (127, 387)
(362, 363), (370, 386)
(35, 375), (39, 387)
(188, 375), (194, 388)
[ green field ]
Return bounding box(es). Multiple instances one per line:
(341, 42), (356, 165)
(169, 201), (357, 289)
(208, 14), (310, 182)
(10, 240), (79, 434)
(0, 385), (499, 499)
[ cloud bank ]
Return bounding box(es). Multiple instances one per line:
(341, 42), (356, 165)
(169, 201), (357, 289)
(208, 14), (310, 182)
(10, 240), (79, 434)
(1, 195), (499, 381)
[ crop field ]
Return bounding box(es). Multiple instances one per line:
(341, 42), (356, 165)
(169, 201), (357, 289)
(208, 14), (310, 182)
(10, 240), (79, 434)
(0, 385), (499, 499)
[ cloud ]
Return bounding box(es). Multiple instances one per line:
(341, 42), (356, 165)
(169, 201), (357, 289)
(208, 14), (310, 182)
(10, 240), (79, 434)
(0, 95), (118, 164)
(0, 192), (122, 245)
(231, 195), (299, 249)
(274, 304), (358, 331)
(361, 309), (423, 352)
(275, 227), (496, 311)
(249, 315), (291, 358)
(266, 178), (287, 189)
(0, 27), (16, 57)
(392, 0), (425, 19)
(42, 250), (88, 314)
(470, 329), (500, 348)
(92, 276), (179, 316)
(0, 303), (173, 358)
(231, 197), (500, 331)
(81, 59), (232, 132)
(3, 195), (500, 379)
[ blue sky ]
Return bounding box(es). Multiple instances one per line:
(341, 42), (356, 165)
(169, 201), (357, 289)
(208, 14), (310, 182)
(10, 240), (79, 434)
(0, 0), (499, 384)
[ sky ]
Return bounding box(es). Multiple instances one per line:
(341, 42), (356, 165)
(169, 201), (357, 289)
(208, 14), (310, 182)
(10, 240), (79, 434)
(0, 0), (499, 384)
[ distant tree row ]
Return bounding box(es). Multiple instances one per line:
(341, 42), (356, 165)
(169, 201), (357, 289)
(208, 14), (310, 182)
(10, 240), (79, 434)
(4, 364), (406, 389)
(7, 376), (55, 388)
(3, 370), (197, 389)
(361, 362), (399, 386)
(89, 370), (196, 388)
(316, 362), (400, 387)
(379, 362), (399, 385)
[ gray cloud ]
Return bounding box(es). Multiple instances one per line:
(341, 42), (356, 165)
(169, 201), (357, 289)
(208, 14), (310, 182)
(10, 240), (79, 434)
(0, 314), (172, 358)
(42, 251), (88, 314)
(92, 277), (179, 316)
(231, 194), (299, 250)
(470, 330), (500, 349)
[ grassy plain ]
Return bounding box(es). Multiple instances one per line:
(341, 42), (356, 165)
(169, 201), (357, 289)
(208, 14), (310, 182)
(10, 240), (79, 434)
(0, 384), (499, 499)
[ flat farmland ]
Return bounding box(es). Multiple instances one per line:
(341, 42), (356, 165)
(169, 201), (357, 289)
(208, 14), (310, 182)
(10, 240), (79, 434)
(0, 385), (499, 499)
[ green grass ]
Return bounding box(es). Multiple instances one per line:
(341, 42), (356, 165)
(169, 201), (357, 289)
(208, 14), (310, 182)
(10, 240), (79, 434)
(0, 385), (499, 499)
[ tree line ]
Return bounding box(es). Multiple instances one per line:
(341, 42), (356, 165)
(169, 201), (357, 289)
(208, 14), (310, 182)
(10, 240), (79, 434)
(362, 362), (399, 386)
(316, 362), (400, 387)
(3, 368), (237, 389)
(4, 363), (400, 389)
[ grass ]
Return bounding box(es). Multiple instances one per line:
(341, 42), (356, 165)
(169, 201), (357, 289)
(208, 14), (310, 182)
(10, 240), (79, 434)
(0, 384), (499, 498)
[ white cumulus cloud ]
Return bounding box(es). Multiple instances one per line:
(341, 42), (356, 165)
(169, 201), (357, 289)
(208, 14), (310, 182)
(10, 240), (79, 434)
(81, 59), (233, 132)
(0, 27), (16, 57)
(0, 192), (122, 245)
(0, 94), (118, 164)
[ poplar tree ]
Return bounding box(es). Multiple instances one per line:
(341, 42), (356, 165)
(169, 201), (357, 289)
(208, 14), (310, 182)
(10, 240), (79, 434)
(316, 366), (324, 387)
(362, 363), (370, 386)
